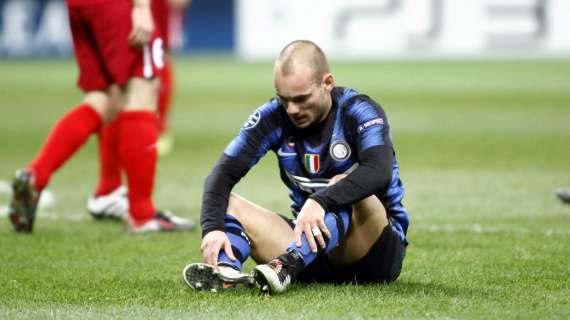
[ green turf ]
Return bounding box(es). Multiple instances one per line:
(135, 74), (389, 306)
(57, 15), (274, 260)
(1, 57), (569, 319)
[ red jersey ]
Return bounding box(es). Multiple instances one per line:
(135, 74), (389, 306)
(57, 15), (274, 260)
(152, 0), (170, 49)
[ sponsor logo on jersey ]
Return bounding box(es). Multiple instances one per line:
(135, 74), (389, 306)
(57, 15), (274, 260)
(304, 154), (320, 174)
(330, 140), (351, 161)
(357, 118), (384, 133)
(242, 110), (261, 129)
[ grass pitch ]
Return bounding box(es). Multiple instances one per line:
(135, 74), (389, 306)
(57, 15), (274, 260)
(1, 57), (569, 319)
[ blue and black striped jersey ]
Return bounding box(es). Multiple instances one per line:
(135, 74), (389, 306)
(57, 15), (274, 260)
(202, 87), (409, 242)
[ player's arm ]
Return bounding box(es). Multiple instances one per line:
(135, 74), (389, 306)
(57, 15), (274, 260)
(200, 103), (281, 264)
(200, 154), (250, 264)
(309, 101), (394, 212)
(201, 155), (250, 237)
(129, 0), (154, 47)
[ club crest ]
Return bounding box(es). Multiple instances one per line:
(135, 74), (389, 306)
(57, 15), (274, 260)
(330, 140), (351, 161)
(304, 154), (320, 174)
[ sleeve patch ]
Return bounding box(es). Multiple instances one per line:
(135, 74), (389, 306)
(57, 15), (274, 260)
(357, 118), (384, 133)
(242, 110), (261, 130)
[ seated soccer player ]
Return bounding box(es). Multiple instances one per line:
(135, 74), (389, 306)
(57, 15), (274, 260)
(182, 40), (409, 294)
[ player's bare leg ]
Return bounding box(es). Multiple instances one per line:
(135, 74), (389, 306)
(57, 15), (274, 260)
(117, 78), (194, 232)
(225, 193), (295, 262)
(327, 195), (389, 266)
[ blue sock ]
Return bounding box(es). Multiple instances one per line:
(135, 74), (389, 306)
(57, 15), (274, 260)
(286, 208), (350, 267)
(217, 214), (251, 271)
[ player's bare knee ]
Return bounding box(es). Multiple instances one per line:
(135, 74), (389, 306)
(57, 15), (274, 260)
(352, 195), (388, 225)
(226, 193), (247, 221)
(83, 91), (114, 122)
(124, 78), (158, 111)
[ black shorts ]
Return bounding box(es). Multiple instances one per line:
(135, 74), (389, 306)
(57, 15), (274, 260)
(283, 218), (407, 284)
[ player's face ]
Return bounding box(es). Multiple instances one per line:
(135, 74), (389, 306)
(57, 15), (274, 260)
(275, 67), (334, 129)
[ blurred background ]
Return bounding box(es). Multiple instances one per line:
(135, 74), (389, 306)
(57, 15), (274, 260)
(1, 0), (569, 59)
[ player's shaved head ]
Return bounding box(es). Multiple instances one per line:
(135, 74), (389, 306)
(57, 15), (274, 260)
(275, 40), (330, 83)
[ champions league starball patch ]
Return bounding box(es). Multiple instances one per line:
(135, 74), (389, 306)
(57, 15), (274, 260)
(330, 140), (351, 161)
(242, 110), (261, 130)
(304, 154), (320, 174)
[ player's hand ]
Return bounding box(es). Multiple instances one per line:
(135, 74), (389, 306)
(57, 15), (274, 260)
(129, 3), (154, 48)
(294, 199), (330, 253)
(200, 230), (236, 266)
(169, 0), (192, 10)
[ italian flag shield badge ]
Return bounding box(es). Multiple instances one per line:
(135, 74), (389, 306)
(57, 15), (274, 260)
(304, 154), (320, 174)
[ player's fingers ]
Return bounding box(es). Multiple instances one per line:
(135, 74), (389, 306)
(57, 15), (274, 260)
(141, 31), (152, 44)
(128, 35), (139, 47)
(317, 219), (331, 240)
(208, 244), (220, 266)
(128, 31), (136, 45)
(315, 231), (326, 249)
(304, 225), (318, 253)
(205, 241), (219, 265)
(202, 244), (213, 263)
(312, 225), (326, 249)
(224, 239), (237, 261)
(129, 29), (144, 48)
(294, 225), (303, 247)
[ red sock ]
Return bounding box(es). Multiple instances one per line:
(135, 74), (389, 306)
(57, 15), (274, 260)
(117, 111), (158, 222)
(95, 119), (122, 196)
(29, 104), (102, 190)
(157, 58), (173, 134)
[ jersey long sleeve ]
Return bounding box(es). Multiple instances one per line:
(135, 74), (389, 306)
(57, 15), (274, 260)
(200, 101), (283, 237)
(200, 153), (251, 237)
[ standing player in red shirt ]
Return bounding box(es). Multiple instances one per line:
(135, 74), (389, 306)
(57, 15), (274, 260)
(86, 0), (192, 221)
(8, 0), (195, 233)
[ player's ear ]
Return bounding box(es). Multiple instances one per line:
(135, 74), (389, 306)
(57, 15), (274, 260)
(322, 73), (334, 91)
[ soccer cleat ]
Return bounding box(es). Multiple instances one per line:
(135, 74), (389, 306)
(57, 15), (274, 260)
(253, 257), (294, 294)
(555, 188), (570, 204)
(8, 170), (41, 233)
(182, 263), (255, 292)
(87, 186), (128, 220)
(128, 211), (195, 233)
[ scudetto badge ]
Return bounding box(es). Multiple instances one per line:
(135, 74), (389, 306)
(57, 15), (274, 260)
(330, 140), (351, 161)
